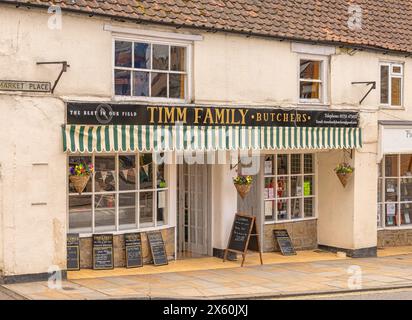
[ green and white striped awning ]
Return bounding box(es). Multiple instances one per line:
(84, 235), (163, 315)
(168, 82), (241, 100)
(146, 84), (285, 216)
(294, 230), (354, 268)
(62, 125), (362, 153)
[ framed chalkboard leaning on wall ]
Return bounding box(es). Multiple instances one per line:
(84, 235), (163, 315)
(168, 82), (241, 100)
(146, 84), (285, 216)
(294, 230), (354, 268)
(67, 233), (80, 271)
(92, 234), (114, 270)
(147, 231), (168, 266)
(223, 213), (263, 267)
(273, 229), (296, 256)
(125, 233), (143, 268)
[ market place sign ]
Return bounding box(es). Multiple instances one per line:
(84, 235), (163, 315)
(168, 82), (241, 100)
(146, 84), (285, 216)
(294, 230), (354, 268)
(0, 80), (51, 92)
(67, 102), (359, 127)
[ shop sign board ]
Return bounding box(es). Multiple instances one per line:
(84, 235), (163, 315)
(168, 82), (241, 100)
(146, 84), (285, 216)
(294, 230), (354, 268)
(380, 126), (412, 155)
(124, 233), (143, 268)
(0, 80), (51, 92)
(92, 234), (114, 270)
(147, 231), (168, 266)
(273, 229), (296, 256)
(67, 233), (80, 271)
(67, 102), (359, 127)
(224, 214), (263, 267)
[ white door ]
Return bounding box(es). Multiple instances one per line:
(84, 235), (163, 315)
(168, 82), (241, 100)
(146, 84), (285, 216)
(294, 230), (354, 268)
(177, 163), (209, 257)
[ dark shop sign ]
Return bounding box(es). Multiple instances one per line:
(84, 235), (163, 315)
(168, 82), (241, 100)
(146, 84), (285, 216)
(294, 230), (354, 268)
(66, 102), (359, 127)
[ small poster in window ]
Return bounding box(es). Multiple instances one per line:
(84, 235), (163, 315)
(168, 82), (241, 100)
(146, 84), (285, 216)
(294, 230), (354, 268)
(264, 188), (269, 199)
(404, 214), (411, 224)
(264, 201), (273, 217)
(264, 161), (273, 174)
(387, 216), (395, 226)
(158, 191), (166, 209)
(387, 184), (395, 193)
(268, 188), (274, 199)
(387, 203), (396, 216)
(296, 186), (302, 196)
(304, 181), (311, 196)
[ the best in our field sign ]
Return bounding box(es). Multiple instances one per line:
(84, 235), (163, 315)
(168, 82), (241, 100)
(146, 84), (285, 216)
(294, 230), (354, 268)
(0, 80), (51, 92)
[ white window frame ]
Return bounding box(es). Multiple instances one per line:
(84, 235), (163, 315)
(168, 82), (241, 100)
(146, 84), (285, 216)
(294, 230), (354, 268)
(298, 55), (329, 105)
(263, 153), (317, 224)
(379, 62), (404, 108)
(378, 154), (412, 230)
(112, 34), (193, 103)
(67, 153), (170, 235)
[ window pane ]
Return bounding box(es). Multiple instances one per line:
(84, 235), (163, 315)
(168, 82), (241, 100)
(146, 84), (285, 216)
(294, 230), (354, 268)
(291, 176), (302, 197)
(151, 72), (167, 97)
(277, 154), (288, 175)
(277, 177), (288, 198)
(119, 155), (136, 191)
(157, 190), (167, 225)
(385, 155), (398, 176)
(401, 154), (412, 176)
(303, 176), (314, 196)
(304, 154), (314, 174)
(380, 65), (389, 104)
(264, 200), (275, 221)
(385, 203), (397, 226)
(291, 154), (301, 174)
(392, 65), (402, 74)
(114, 69), (131, 96)
(134, 42), (151, 69)
(156, 162), (167, 188)
(94, 194), (116, 231)
(264, 177), (276, 199)
(401, 203), (412, 226)
(152, 44), (169, 70)
(133, 71), (149, 97)
(291, 198), (302, 219)
(95, 156), (116, 192)
(169, 73), (185, 99)
(114, 41), (132, 67)
(264, 155), (275, 175)
(401, 178), (412, 202)
(69, 195), (92, 232)
(69, 156), (92, 193)
(139, 154), (153, 189)
(171, 46), (186, 71)
(300, 60), (321, 80)
(300, 81), (320, 99)
(140, 192), (154, 226)
(304, 198), (314, 218)
(391, 77), (402, 106)
(385, 178), (398, 201)
(277, 199), (288, 220)
(119, 193), (136, 229)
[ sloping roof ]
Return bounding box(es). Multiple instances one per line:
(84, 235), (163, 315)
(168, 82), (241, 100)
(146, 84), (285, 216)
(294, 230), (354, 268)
(3, 0), (412, 54)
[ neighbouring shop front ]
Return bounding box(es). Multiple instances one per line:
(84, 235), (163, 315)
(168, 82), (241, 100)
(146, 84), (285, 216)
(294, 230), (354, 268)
(63, 102), (361, 269)
(378, 121), (412, 247)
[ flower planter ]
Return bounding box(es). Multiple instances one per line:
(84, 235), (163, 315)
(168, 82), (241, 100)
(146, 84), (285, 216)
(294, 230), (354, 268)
(234, 184), (251, 199)
(70, 175), (90, 194)
(336, 171), (353, 187)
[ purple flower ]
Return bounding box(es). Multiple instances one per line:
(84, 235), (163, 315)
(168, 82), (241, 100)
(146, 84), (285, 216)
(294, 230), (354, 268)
(69, 167), (75, 175)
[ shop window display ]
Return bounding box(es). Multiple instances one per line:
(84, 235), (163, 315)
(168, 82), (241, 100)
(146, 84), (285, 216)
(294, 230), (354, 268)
(378, 154), (412, 228)
(264, 153), (316, 222)
(68, 153), (168, 233)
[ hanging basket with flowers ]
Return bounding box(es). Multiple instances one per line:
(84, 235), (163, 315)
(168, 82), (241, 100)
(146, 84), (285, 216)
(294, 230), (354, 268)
(69, 163), (94, 194)
(233, 175), (253, 199)
(334, 163), (354, 187)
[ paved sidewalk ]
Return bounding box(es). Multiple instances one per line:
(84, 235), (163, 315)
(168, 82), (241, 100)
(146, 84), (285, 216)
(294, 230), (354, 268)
(4, 252), (412, 300)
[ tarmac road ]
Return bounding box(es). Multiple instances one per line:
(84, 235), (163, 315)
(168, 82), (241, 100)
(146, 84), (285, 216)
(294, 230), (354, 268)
(281, 287), (412, 300)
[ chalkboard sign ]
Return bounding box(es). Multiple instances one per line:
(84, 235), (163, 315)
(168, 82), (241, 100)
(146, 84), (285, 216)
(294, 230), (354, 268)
(273, 229), (296, 256)
(93, 234), (114, 270)
(67, 233), (80, 271)
(125, 233), (143, 268)
(227, 214), (254, 253)
(224, 214), (263, 267)
(147, 231), (168, 266)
